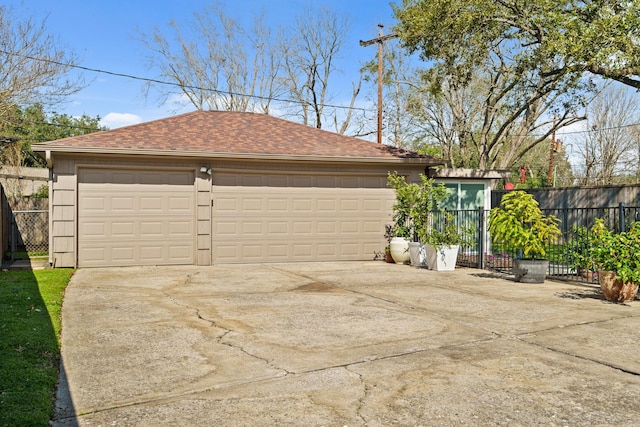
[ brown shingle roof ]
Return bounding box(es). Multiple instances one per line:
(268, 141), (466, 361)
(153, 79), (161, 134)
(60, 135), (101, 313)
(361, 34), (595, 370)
(34, 110), (442, 163)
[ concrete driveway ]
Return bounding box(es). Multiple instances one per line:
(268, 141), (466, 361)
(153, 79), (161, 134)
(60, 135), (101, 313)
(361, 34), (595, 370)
(54, 262), (640, 426)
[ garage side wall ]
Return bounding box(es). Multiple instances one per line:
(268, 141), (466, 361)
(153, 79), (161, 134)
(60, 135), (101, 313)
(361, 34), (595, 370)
(50, 158), (76, 267)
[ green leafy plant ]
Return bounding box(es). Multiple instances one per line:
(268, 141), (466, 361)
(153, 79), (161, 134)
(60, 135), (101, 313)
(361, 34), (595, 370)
(422, 210), (468, 248)
(565, 225), (596, 274)
(488, 190), (561, 259)
(30, 184), (49, 199)
(590, 218), (640, 284)
(387, 172), (465, 248)
(384, 224), (395, 248)
(387, 172), (419, 239)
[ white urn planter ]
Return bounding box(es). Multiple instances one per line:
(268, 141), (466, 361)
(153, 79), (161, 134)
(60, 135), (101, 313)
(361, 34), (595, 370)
(389, 237), (411, 264)
(408, 241), (427, 268)
(425, 244), (459, 271)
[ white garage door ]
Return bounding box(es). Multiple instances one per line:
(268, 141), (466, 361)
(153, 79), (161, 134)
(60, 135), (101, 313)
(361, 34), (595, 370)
(211, 172), (395, 263)
(78, 169), (195, 267)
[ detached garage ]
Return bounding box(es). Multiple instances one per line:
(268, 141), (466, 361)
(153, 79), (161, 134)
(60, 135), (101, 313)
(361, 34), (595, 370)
(33, 111), (442, 268)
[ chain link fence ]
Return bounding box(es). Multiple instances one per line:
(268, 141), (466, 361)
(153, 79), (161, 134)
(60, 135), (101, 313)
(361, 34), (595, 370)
(5, 196), (49, 261)
(9, 208), (49, 261)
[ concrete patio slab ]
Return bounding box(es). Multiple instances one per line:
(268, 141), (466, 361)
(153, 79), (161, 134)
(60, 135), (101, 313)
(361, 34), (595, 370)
(54, 262), (640, 426)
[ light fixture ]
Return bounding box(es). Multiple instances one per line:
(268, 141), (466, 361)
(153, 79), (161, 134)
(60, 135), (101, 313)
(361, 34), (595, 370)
(199, 166), (212, 175)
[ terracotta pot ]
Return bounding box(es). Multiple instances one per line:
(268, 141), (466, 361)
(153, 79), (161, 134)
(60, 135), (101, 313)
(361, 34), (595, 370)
(598, 270), (639, 302)
(385, 249), (395, 263)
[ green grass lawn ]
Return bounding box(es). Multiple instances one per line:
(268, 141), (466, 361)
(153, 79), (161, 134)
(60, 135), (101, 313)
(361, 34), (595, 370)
(0, 268), (74, 427)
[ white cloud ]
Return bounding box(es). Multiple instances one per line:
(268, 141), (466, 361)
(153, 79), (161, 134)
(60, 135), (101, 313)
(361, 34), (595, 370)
(100, 112), (143, 129)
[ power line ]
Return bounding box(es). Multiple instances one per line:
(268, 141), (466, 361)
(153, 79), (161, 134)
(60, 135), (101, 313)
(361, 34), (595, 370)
(5, 49), (640, 137)
(0, 49), (371, 113)
(557, 122), (640, 136)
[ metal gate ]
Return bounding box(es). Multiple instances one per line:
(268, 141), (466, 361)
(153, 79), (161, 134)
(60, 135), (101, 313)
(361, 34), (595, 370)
(9, 209), (49, 261)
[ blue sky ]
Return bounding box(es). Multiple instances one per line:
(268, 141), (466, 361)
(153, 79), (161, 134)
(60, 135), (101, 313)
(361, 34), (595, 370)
(6, 0), (398, 129)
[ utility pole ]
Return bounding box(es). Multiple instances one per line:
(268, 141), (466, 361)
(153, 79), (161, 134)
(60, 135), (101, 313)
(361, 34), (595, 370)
(360, 25), (398, 145)
(548, 115), (557, 186)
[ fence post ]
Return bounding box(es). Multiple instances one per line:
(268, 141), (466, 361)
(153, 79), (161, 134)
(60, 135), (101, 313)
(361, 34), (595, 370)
(477, 206), (485, 269)
(619, 202), (626, 233)
(10, 212), (15, 262)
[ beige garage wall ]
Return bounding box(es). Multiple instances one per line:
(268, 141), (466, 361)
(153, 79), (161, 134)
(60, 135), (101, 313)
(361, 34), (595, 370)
(48, 154), (425, 267)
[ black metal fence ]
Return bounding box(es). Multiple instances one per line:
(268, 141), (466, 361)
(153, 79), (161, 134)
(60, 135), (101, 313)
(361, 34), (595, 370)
(452, 203), (640, 283)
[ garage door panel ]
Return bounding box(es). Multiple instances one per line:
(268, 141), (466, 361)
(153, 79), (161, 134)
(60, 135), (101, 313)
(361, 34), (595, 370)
(112, 246), (135, 261)
(168, 196), (193, 211)
(215, 222), (238, 235)
(211, 177), (394, 263)
(293, 199), (312, 211)
(112, 222), (135, 237)
(363, 220), (382, 233)
(340, 221), (359, 234)
(242, 199), (263, 211)
(112, 197), (135, 212)
(268, 245), (288, 257)
(140, 196), (163, 211)
(168, 220), (192, 235)
(268, 222), (288, 234)
(78, 169), (195, 267)
(317, 244), (337, 256)
(317, 221), (336, 234)
(292, 243), (313, 257)
(81, 222), (106, 237)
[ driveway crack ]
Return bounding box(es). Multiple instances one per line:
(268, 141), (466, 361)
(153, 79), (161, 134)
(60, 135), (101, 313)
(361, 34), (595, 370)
(162, 278), (291, 377)
(345, 365), (369, 426)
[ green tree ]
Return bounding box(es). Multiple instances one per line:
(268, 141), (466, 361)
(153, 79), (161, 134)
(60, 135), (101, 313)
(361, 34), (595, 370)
(1, 104), (105, 167)
(393, 0), (596, 171)
(393, 0), (640, 89)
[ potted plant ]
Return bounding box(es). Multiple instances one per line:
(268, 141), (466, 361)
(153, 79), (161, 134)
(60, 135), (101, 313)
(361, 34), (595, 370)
(412, 175), (463, 271)
(590, 218), (640, 302)
(384, 224), (395, 263)
(421, 210), (466, 271)
(387, 172), (418, 264)
(488, 190), (561, 283)
(388, 173), (463, 270)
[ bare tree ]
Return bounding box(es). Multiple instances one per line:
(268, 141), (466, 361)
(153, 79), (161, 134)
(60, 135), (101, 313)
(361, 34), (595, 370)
(0, 6), (81, 166)
(139, 4), (363, 134)
(578, 86), (640, 185)
(138, 3), (284, 113)
(0, 7), (80, 126)
(281, 7), (360, 133)
(361, 42), (424, 148)
(407, 71), (485, 164)
(405, 41), (588, 171)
